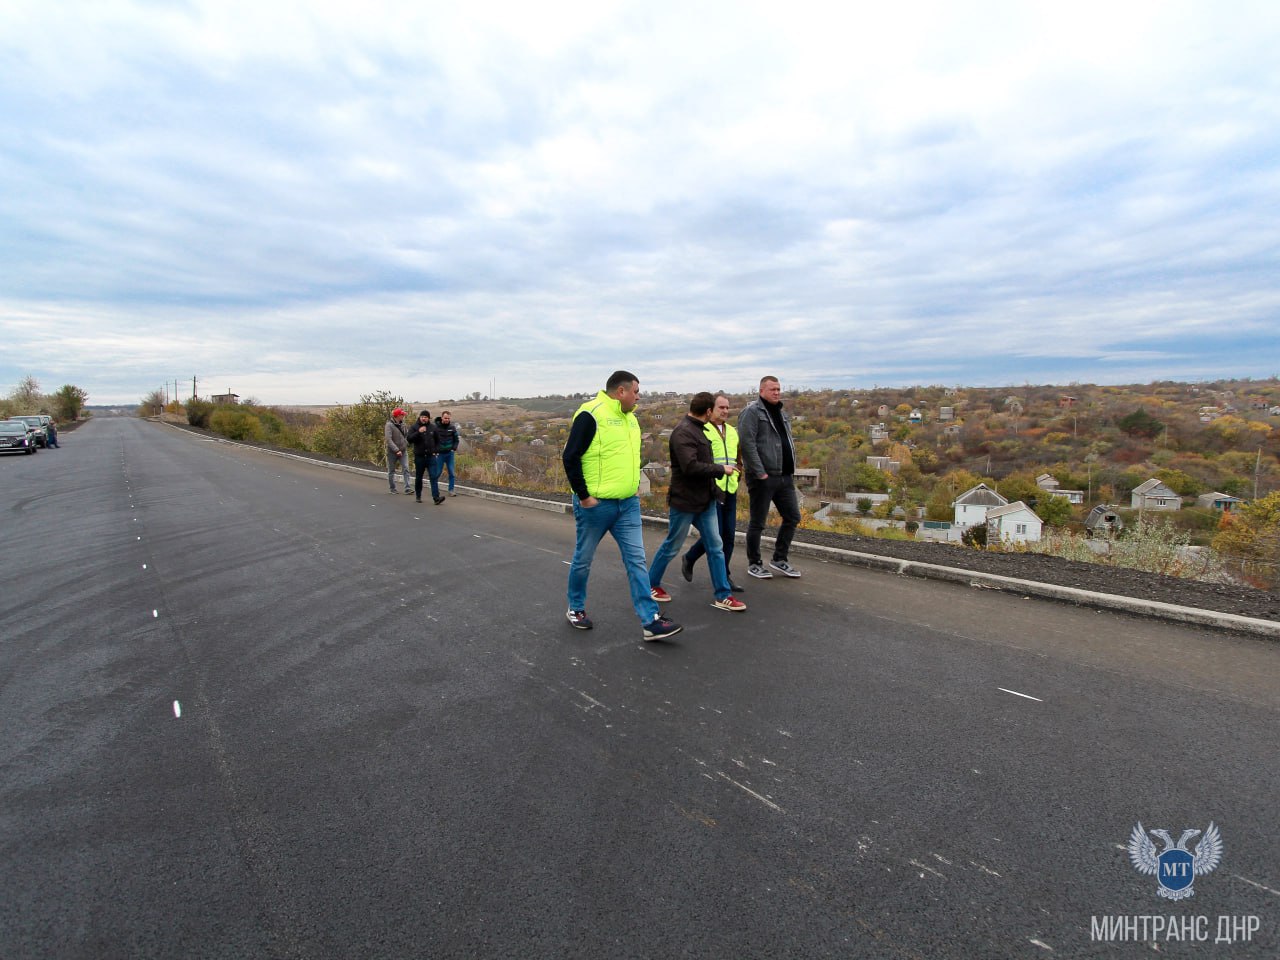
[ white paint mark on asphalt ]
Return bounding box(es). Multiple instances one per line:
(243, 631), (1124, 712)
(716, 772), (784, 813)
(932, 853), (953, 866)
(910, 859), (945, 879)
(152, 610), (158, 618)
(777, 729), (793, 738)
(142, 564), (147, 569)
(576, 691), (609, 712)
(1029, 939), (1053, 951)
(473, 534), (482, 538)
(173, 701), (181, 718)
(562, 560), (571, 565)
(998, 687), (1043, 702)
(970, 861), (1002, 877)
(1232, 874), (1280, 897)
(137, 536), (141, 540)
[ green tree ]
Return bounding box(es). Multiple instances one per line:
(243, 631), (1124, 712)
(51, 384), (89, 421)
(1117, 407), (1164, 439)
(1212, 490), (1280, 588)
(1034, 493), (1073, 527)
(8, 374), (43, 411)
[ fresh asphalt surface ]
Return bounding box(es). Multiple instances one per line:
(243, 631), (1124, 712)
(2, 418), (1277, 959)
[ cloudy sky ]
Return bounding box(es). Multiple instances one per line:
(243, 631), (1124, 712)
(3, 0), (1279, 406)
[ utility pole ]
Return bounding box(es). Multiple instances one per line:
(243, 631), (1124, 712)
(192, 375), (198, 400)
(1256, 446), (1263, 500)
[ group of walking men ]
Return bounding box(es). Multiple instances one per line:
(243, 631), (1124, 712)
(563, 371), (802, 641)
(384, 408), (461, 504)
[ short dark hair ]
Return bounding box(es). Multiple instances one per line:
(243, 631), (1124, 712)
(441, 410), (451, 416)
(606, 370), (639, 392)
(759, 375), (779, 388)
(689, 391), (716, 416)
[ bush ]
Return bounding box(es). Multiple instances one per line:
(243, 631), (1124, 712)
(209, 408), (265, 441)
(186, 399), (215, 427)
(962, 523), (988, 548)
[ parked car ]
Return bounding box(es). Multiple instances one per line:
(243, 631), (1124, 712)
(14, 415), (48, 447)
(0, 420), (37, 454)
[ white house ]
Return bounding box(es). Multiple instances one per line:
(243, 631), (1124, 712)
(985, 501), (1043, 544)
(1196, 491), (1245, 512)
(1036, 473), (1085, 505)
(1131, 478), (1181, 511)
(953, 483), (1008, 528)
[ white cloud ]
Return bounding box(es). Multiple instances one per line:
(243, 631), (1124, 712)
(2, 0), (1279, 404)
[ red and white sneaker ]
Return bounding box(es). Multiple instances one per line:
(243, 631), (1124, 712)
(710, 596), (747, 612)
(650, 586), (672, 603)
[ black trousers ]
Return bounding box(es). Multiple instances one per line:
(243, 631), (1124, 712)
(745, 474), (800, 565)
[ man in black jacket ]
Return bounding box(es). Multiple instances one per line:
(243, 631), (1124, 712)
(738, 375), (802, 579)
(647, 392), (747, 613)
(432, 411), (462, 497)
(405, 410), (437, 503)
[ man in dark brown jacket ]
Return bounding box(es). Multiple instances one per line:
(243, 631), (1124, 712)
(646, 392), (747, 613)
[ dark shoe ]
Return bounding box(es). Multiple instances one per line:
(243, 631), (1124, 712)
(566, 609), (593, 630)
(681, 553), (694, 582)
(416, 496), (422, 503)
(729, 578), (745, 593)
(434, 497), (445, 505)
(389, 487), (397, 494)
(747, 563), (773, 579)
(769, 560), (802, 578)
(404, 489), (413, 495)
(643, 617), (683, 641)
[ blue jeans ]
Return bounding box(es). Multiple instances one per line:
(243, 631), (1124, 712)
(426, 454), (444, 501)
(438, 450), (456, 491)
(387, 449), (410, 490)
(567, 496), (660, 625)
(650, 501), (731, 600)
(686, 490), (737, 576)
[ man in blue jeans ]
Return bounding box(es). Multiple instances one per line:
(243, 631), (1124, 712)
(648, 392), (746, 614)
(432, 411), (462, 496)
(562, 371), (682, 641)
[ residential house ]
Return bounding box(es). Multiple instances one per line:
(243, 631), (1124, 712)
(985, 501), (1042, 544)
(870, 423), (890, 443)
(211, 392), (240, 404)
(1196, 492), (1245, 512)
(866, 455), (900, 474)
(1131, 478), (1182, 511)
(794, 468), (820, 490)
(953, 483), (1009, 528)
(908, 408), (923, 424)
(1058, 395), (1078, 408)
(877, 404), (890, 418)
(938, 406), (954, 421)
(1036, 473), (1085, 505)
(1085, 504), (1124, 536)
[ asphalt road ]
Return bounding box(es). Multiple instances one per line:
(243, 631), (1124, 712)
(2, 418), (1277, 959)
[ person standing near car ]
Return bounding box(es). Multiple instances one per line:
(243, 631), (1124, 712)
(738, 375), (802, 579)
(385, 408), (411, 494)
(562, 370), (681, 641)
(432, 410), (462, 497)
(406, 410), (436, 504)
(46, 418), (60, 449)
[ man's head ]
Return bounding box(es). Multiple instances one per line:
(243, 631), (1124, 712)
(689, 391), (716, 421)
(606, 370), (641, 413)
(392, 408), (405, 420)
(441, 411), (451, 425)
(418, 410), (431, 422)
(710, 393), (731, 426)
(759, 376), (781, 404)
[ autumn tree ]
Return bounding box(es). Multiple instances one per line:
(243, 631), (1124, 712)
(1211, 491), (1280, 588)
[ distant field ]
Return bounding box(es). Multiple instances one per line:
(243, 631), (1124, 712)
(277, 399), (557, 420)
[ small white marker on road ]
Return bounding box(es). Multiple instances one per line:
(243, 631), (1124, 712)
(998, 687), (1043, 702)
(152, 610), (158, 618)
(173, 701), (181, 718)
(142, 564), (147, 570)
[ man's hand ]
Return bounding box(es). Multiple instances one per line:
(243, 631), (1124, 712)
(722, 465), (736, 476)
(581, 496), (599, 508)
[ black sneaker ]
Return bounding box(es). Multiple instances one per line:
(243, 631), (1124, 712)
(643, 617), (683, 641)
(434, 497), (445, 505)
(681, 553), (694, 582)
(729, 578), (745, 593)
(404, 489), (413, 495)
(416, 496), (422, 503)
(566, 609), (593, 630)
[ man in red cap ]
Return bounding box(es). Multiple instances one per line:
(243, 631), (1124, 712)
(385, 407), (411, 494)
